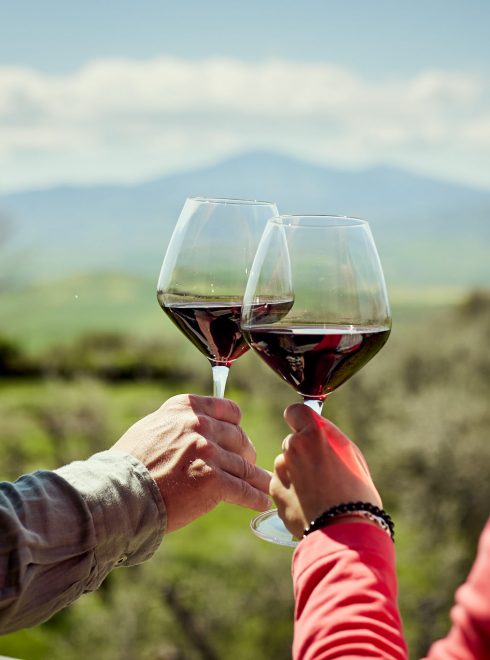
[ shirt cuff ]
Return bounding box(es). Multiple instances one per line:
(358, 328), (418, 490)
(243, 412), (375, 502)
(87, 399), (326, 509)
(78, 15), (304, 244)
(293, 521), (397, 586)
(55, 450), (166, 589)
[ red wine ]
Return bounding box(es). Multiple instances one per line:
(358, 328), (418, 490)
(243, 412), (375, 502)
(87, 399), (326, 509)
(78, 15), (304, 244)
(157, 295), (293, 367)
(243, 325), (390, 399)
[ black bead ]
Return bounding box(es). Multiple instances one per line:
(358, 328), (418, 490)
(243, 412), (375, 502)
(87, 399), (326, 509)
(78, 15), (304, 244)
(303, 501), (395, 541)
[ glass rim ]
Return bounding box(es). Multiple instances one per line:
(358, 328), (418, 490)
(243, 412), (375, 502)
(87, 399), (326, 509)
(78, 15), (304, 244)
(188, 196), (277, 206)
(269, 214), (368, 228)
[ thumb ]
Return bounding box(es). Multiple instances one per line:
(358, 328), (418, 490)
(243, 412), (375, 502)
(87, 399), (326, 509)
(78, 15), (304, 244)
(284, 403), (322, 433)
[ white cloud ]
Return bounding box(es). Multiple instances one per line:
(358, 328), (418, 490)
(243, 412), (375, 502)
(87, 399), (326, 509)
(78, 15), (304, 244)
(0, 56), (489, 191)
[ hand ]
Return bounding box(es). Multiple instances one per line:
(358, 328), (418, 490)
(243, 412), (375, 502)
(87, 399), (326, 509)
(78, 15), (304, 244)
(270, 404), (382, 539)
(111, 394), (271, 532)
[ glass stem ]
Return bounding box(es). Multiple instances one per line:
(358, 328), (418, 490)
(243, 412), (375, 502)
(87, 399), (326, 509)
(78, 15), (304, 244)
(302, 398), (324, 415)
(212, 365), (229, 398)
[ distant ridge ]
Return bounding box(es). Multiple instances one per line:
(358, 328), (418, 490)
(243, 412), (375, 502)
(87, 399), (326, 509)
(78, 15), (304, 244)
(1, 151), (489, 287)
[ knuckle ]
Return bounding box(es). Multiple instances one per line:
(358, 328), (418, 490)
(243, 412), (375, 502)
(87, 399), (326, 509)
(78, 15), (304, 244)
(269, 474), (281, 498)
(188, 458), (215, 482)
(233, 453), (255, 481)
(225, 398), (241, 422)
(273, 454), (285, 471)
(247, 443), (257, 464)
(242, 457), (256, 481)
(286, 433), (303, 452)
(237, 425), (253, 453)
(164, 393), (191, 410)
(194, 413), (212, 436)
(192, 434), (214, 459)
(239, 477), (252, 500)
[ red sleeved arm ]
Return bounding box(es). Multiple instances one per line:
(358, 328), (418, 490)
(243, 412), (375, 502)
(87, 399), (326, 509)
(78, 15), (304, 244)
(292, 522), (408, 659)
(424, 518), (490, 660)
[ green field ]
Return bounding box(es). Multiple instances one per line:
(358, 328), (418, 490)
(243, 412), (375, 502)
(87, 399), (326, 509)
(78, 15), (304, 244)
(0, 272), (465, 352)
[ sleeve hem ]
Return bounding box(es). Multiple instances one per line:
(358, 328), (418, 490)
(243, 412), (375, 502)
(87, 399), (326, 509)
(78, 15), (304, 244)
(55, 451), (166, 588)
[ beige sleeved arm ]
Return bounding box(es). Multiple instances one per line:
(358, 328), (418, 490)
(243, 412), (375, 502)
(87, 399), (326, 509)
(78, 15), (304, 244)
(0, 451), (166, 633)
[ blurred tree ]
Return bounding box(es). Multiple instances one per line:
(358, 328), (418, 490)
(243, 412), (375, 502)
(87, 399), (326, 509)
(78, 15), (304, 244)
(0, 336), (23, 374)
(40, 331), (195, 383)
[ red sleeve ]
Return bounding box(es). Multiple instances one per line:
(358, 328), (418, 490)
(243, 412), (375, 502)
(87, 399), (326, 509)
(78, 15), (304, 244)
(424, 517), (490, 660)
(292, 522), (408, 659)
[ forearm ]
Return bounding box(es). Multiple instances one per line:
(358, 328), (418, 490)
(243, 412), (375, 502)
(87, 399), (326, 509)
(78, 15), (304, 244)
(0, 451), (165, 633)
(293, 522), (408, 660)
(423, 518), (490, 659)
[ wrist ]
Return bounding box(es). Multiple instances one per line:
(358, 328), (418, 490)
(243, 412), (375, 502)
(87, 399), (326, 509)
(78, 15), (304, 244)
(323, 514), (380, 528)
(303, 501), (395, 541)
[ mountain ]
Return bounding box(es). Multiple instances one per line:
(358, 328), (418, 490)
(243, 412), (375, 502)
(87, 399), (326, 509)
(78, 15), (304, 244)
(1, 151), (489, 288)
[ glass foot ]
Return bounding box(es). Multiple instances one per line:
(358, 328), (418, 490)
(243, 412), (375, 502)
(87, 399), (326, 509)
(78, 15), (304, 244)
(250, 509), (299, 547)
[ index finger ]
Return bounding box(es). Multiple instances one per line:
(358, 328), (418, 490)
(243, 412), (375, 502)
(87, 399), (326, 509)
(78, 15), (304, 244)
(220, 471), (271, 512)
(186, 394), (241, 424)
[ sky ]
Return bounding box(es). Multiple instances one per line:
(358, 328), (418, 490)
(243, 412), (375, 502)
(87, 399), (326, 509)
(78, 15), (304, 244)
(1, 0), (490, 192)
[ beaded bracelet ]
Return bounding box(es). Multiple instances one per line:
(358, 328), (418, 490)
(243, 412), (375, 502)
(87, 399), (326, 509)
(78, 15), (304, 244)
(303, 501), (395, 541)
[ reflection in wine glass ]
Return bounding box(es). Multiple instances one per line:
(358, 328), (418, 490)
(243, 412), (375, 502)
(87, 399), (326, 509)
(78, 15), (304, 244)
(157, 197), (278, 397)
(241, 214), (391, 546)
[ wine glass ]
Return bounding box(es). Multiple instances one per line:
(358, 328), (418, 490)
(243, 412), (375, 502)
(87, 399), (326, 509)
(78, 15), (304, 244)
(241, 215), (392, 546)
(157, 197), (278, 397)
